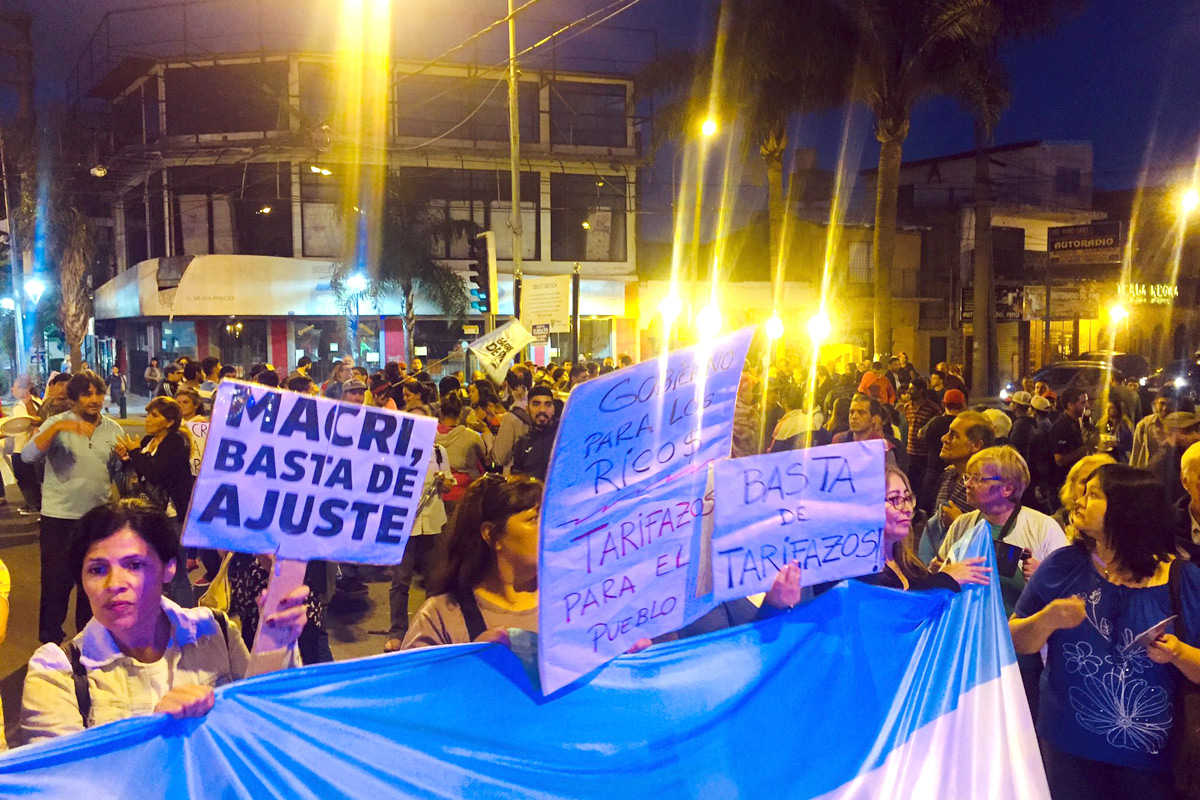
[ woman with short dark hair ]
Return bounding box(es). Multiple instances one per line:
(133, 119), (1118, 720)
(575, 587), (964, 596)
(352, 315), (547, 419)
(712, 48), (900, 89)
(19, 500), (308, 744)
(402, 475), (541, 649)
(1011, 465), (1200, 798)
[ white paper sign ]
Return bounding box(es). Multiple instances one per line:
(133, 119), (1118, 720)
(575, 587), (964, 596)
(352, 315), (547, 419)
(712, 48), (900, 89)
(186, 420), (210, 477)
(519, 275), (572, 333)
(182, 381), (437, 564)
(710, 441), (887, 601)
(537, 328), (755, 694)
(468, 319), (534, 382)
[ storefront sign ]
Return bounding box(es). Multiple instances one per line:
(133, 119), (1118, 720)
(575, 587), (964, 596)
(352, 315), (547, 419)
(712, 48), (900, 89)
(1117, 282), (1178, 306)
(1048, 221), (1124, 265)
(1022, 285), (1102, 321)
(961, 285), (1024, 322)
(531, 323), (550, 343)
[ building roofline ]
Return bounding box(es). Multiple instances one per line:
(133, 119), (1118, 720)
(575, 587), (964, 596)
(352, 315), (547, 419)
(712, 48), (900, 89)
(861, 140), (1093, 176)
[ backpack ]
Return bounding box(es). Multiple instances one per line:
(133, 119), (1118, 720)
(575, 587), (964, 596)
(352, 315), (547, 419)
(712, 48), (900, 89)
(61, 610), (231, 727)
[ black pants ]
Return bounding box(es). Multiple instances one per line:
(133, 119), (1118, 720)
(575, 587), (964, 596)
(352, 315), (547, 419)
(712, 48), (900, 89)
(39, 516), (91, 643)
(12, 453), (39, 510)
(1041, 741), (1175, 800)
(389, 534), (442, 636)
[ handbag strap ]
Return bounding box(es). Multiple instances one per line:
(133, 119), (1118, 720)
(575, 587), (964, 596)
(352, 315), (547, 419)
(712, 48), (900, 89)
(454, 588), (488, 642)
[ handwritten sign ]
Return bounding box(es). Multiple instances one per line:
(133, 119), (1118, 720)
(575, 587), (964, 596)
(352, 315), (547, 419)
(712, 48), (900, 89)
(182, 381), (437, 564)
(468, 319), (534, 383)
(537, 328), (754, 693)
(186, 420), (210, 477)
(709, 441), (887, 601)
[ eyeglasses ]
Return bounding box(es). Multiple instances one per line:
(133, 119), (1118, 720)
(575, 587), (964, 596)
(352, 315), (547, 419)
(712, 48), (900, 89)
(961, 473), (1004, 486)
(885, 493), (916, 510)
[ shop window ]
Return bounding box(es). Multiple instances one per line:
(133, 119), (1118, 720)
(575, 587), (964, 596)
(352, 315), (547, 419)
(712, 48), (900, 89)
(549, 82), (627, 148)
(394, 75), (538, 144)
(550, 174), (627, 262)
(164, 61), (288, 136)
(161, 321), (197, 360)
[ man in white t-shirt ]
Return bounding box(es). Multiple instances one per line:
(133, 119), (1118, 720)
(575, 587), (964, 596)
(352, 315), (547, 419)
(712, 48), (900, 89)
(938, 445), (1068, 614)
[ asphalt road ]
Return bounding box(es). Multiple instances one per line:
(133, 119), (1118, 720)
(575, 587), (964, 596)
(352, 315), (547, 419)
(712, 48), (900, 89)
(0, 398), (409, 745)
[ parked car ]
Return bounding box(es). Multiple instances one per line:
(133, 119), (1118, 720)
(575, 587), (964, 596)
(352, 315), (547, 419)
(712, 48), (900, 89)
(1144, 359), (1200, 406)
(1075, 351), (1150, 381)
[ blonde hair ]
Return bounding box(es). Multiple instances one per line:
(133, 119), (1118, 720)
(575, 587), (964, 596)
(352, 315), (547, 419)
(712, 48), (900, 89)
(1059, 453), (1116, 511)
(967, 445), (1030, 498)
(1182, 441), (1200, 481)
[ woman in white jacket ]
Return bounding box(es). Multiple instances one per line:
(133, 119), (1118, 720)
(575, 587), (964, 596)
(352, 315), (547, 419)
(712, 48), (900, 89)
(19, 499), (308, 745)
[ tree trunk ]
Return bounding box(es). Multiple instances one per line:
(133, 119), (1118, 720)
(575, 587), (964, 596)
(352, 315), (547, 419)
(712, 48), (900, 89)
(761, 132), (788, 310)
(971, 125), (996, 400)
(404, 286), (416, 366)
(872, 135), (904, 358)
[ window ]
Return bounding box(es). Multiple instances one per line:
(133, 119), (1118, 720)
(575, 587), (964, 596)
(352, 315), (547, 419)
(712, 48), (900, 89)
(300, 168), (343, 258)
(1054, 167), (1081, 195)
(164, 62), (288, 136)
(168, 163), (293, 257)
(848, 241), (872, 284)
(549, 81), (627, 147)
(550, 174), (627, 262)
(394, 75), (538, 144)
(401, 168), (540, 260)
(124, 191), (148, 267)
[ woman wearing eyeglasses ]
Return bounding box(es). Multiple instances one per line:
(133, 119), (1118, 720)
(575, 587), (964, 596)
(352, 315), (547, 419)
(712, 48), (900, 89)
(864, 464), (990, 591)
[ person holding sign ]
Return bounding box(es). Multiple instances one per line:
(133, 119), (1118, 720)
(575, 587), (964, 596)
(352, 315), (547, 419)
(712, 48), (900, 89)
(19, 500), (310, 744)
(818, 466), (989, 593)
(402, 474), (541, 649)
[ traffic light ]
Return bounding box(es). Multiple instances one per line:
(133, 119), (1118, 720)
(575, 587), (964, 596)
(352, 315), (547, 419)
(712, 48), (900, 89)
(467, 237), (490, 314)
(467, 232), (498, 315)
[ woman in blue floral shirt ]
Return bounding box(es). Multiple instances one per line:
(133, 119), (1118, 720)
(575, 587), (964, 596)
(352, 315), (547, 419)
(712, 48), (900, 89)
(1011, 464), (1200, 799)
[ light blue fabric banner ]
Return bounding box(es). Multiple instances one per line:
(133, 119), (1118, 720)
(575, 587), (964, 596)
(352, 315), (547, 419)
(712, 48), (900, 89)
(537, 328), (755, 693)
(710, 441), (887, 601)
(182, 381), (437, 564)
(0, 520), (1047, 798)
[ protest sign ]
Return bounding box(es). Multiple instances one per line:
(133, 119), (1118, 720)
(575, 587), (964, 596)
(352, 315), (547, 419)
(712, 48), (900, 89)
(182, 381), (437, 564)
(186, 420), (210, 477)
(468, 319), (534, 383)
(710, 441), (887, 601)
(538, 328), (755, 693)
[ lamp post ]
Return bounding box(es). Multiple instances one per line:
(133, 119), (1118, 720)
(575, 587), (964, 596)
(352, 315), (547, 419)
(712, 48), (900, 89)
(25, 275), (45, 378)
(346, 272), (368, 361)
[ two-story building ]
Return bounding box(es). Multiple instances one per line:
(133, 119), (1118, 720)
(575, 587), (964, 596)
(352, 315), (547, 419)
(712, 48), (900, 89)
(77, 5), (642, 381)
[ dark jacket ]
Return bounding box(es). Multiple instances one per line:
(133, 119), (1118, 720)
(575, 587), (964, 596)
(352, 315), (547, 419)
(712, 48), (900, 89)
(512, 420), (558, 482)
(126, 431), (195, 516)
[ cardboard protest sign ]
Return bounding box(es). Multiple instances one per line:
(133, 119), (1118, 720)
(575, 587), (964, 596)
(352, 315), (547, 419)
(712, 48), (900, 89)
(186, 420), (210, 477)
(468, 319), (534, 383)
(538, 328), (755, 693)
(710, 441), (887, 601)
(182, 381), (437, 564)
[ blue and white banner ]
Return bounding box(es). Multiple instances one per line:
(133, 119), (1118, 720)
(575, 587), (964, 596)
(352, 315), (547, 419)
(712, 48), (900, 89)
(181, 381), (437, 564)
(710, 441), (887, 601)
(537, 328), (755, 693)
(0, 519), (1048, 799)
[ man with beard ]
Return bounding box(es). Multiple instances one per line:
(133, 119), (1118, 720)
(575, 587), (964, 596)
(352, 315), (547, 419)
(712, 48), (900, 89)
(512, 385), (558, 481)
(22, 372), (123, 643)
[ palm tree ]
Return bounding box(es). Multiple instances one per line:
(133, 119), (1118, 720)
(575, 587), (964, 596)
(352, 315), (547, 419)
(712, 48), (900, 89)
(332, 171), (469, 360)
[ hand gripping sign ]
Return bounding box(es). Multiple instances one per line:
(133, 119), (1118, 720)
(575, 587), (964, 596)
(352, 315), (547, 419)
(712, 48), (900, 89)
(537, 328), (754, 694)
(709, 440), (887, 602)
(183, 381), (437, 670)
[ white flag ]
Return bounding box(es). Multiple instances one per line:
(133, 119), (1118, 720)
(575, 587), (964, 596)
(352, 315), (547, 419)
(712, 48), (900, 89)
(468, 319), (534, 383)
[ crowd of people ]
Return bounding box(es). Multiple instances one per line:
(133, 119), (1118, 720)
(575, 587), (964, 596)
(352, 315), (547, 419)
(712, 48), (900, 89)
(0, 346), (1198, 800)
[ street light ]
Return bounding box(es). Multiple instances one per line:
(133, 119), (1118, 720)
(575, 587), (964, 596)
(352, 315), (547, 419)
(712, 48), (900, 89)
(658, 293), (682, 327)
(1109, 303), (1129, 324)
(700, 117), (718, 138)
(346, 272), (369, 293)
(25, 277), (46, 305)
(765, 314), (784, 341)
(807, 310), (832, 344)
(0, 297), (14, 311)
(696, 301), (722, 338)
(1182, 187), (1199, 216)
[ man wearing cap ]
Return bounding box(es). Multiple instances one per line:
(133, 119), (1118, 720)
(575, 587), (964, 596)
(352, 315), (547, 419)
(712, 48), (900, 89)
(1031, 393), (1053, 434)
(1131, 390), (1176, 468)
(341, 378), (367, 405)
(916, 388), (967, 512)
(1150, 411), (1200, 508)
(1008, 391), (1037, 464)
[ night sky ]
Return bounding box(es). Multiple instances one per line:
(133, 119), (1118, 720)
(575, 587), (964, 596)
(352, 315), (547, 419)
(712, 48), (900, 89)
(7, 0), (1200, 233)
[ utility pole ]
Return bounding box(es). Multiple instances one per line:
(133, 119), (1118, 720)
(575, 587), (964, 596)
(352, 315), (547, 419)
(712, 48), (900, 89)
(0, 11), (34, 377)
(0, 130), (25, 376)
(507, 0), (523, 319)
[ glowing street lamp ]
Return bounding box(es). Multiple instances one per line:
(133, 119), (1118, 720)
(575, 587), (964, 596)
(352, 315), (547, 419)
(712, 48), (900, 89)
(696, 302), (722, 338)
(0, 297), (14, 311)
(700, 117), (718, 138)
(807, 310), (832, 344)
(765, 314), (784, 341)
(1109, 303), (1129, 324)
(658, 293), (683, 326)
(1182, 187), (1200, 216)
(25, 277), (46, 305)
(346, 272), (369, 294)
